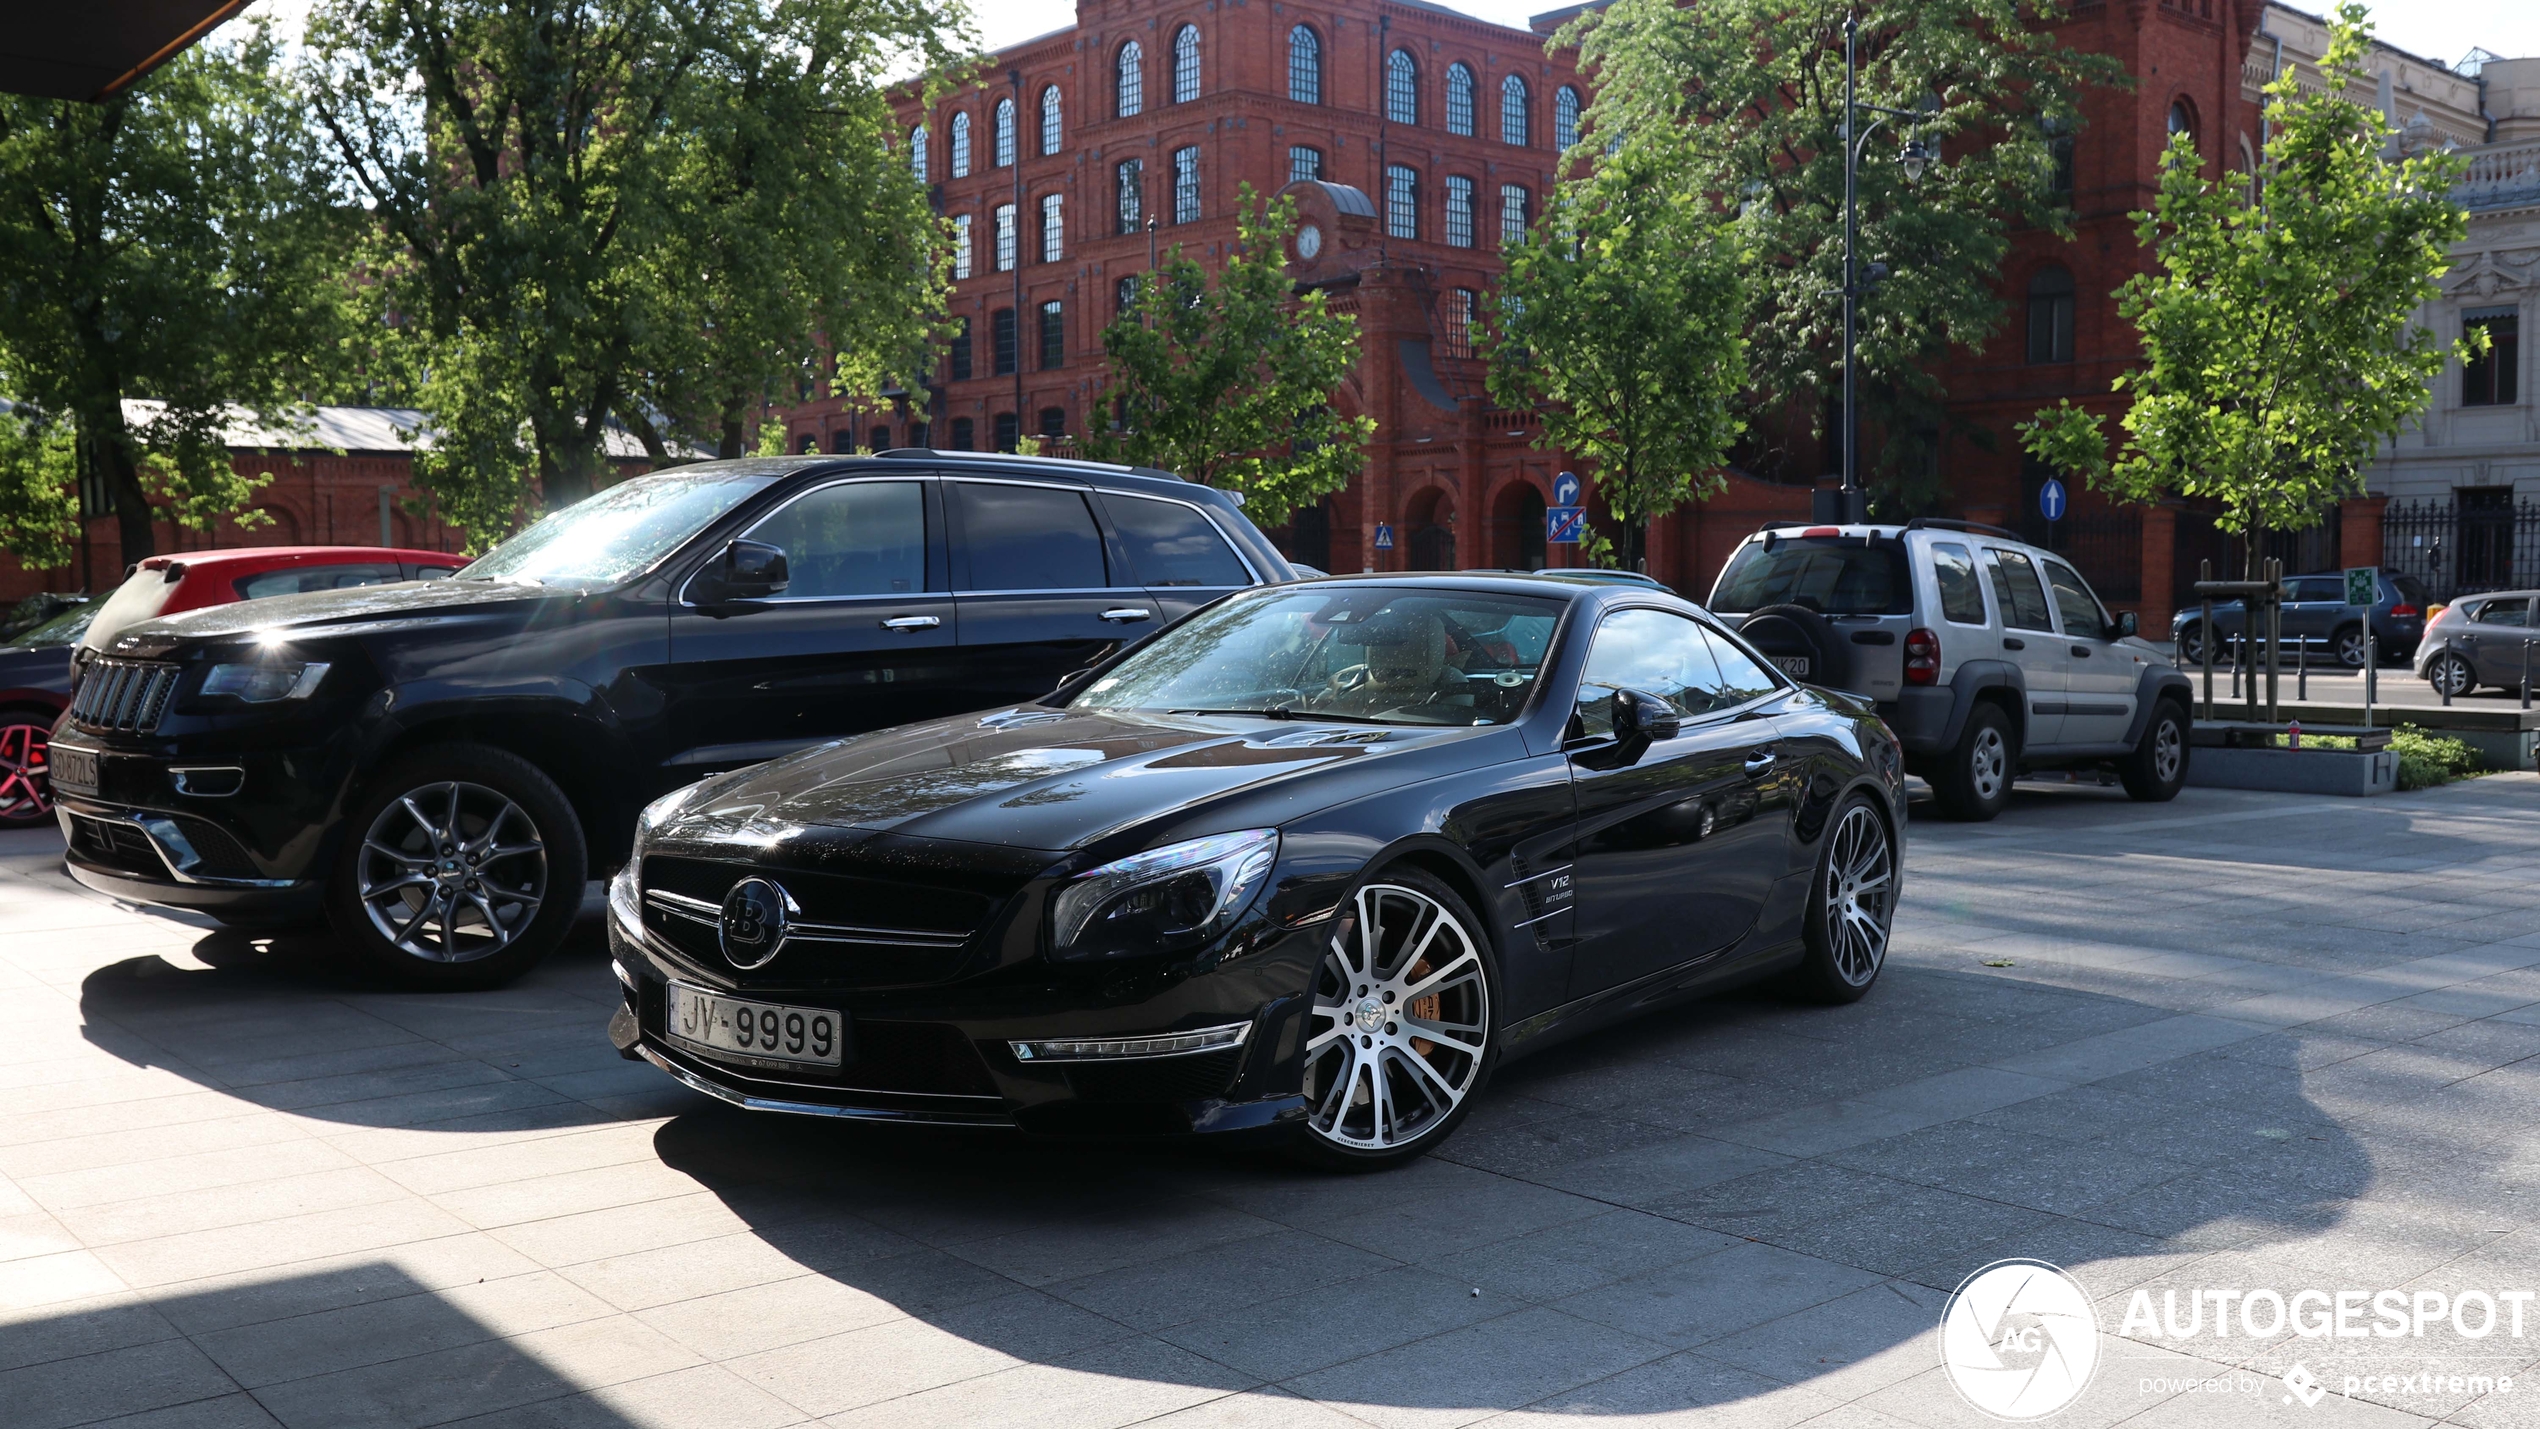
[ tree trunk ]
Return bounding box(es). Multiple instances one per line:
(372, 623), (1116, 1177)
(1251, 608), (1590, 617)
(85, 405), (155, 566)
(717, 393), (748, 460)
(539, 443), (598, 510)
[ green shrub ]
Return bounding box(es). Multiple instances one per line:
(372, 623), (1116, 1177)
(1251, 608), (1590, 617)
(2389, 725), (2482, 791)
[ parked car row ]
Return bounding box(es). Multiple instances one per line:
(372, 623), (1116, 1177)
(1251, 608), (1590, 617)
(43, 451), (1904, 1164)
(2170, 568), (2431, 669)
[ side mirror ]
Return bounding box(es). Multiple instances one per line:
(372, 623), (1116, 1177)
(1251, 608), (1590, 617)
(1611, 688), (1682, 745)
(2111, 611), (2138, 640)
(706, 539), (789, 601)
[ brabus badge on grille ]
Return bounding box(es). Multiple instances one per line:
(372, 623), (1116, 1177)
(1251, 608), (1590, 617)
(719, 877), (793, 969)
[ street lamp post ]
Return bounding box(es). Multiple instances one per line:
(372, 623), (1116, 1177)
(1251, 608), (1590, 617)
(1819, 13), (1930, 525)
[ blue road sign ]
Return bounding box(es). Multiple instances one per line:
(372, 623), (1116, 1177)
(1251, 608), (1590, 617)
(1374, 522), (1395, 551)
(1547, 505), (1587, 544)
(2038, 477), (2068, 523)
(1553, 470), (1582, 506)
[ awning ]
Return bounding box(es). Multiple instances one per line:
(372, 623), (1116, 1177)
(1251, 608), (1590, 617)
(1, 0), (249, 102)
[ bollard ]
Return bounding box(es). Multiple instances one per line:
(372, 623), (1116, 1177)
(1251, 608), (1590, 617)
(2199, 589), (2214, 721)
(2525, 638), (2533, 712)
(2363, 634), (2375, 729)
(2297, 633), (2306, 702)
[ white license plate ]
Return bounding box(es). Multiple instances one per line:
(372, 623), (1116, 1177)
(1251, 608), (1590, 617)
(1771, 656), (1811, 679)
(667, 984), (844, 1069)
(50, 745), (98, 793)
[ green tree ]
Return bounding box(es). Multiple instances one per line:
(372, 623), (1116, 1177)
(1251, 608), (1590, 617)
(1559, 0), (2124, 508)
(2018, 1), (2472, 577)
(0, 18), (354, 566)
(1484, 134), (1748, 570)
(1081, 186), (1372, 526)
(302, 0), (964, 542)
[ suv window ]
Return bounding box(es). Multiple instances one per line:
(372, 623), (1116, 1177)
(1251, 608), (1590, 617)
(2390, 573), (2431, 607)
(1986, 549), (2056, 632)
(233, 563), (408, 600)
(2041, 558), (2109, 638)
(743, 480), (926, 597)
(1104, 494), (1249, 587)
(1710, 537), (1912, 615)
(952, 482), (1109, 590)
(1930, 542), (1988, 625)
(2286, 576), (2344, 602)
(2470, 598), (2530, 627)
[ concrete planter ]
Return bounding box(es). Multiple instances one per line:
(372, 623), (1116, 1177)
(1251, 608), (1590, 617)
(2187, 745), (2396, 796)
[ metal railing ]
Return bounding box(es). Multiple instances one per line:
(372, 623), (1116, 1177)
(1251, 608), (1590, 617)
(2383, 495), (2540, 602)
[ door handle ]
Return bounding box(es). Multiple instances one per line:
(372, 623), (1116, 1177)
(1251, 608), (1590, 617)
(1100, 607), (1153, 623)
(1743, 748), (1777, 777)
(880, 616), (941, 631)
(2002, 637), (2025, 650)
(2070, 645), (2092, 658)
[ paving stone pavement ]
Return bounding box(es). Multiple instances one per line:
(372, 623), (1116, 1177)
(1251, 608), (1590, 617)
(5, 775), (2540, 1428)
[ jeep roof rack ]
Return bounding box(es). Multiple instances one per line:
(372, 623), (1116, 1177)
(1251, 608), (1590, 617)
(1903, 516), (2022, 541)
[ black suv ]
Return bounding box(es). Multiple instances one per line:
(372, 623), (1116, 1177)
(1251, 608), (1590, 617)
(47, 453), (1292, 986)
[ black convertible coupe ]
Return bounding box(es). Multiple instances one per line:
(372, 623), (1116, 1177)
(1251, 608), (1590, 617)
(609, 574), (1907, 1166)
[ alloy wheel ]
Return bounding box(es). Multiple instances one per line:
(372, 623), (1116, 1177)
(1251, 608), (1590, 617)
(2151, 717), (2183, 785)
(2335, 629), (2367, 669)
(0, 720), (50, 825)
(1822, 805), (1895, 987)
(1968, 726), (2008, 802)
(354, 781), (547, 963)
(2431, 654), (2472, 698)
(1305, 882), (1490, 1152)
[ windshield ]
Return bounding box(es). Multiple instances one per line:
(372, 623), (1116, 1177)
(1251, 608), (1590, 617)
(6, 606), (94, 649)
(456, 471), (779, 588)
(1070, 587), (1568, 726)
(1710, 538), (1912, 616)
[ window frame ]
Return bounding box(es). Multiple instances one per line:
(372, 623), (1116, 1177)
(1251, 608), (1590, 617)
(1445, 63), (1476, 136)
(1288, 25), (1321, 105)
(680, 476), (939, 607)
(946, 477), (1118, 593)
(1116, 39), (1144, 119)
(1099, 490), (1264, 588)
(1500, 73), (1530, 147)
(1927, 540), (1992, 628)
(2463, 308), (2520, 408)
(1039, 84), (1063, 155)
(1116, 158), (1143, 235)
(1173, 145), (1202, 224)
(1172, 25), (1201, 104)
(950, 111), (972, 177)
(1039, 191), (1064, 263)
(1443, 175), (1475, 248)
(1385, 163), (1418, 241)
(1386, 48), (1419, 126)
(1572, 604), (1791, 738)
(994, 97), (1016, 168)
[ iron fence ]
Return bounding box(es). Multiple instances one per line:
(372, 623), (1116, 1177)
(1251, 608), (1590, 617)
(2171, 509), (2341, 611)
(2031, 509), (2143, 604)
(2383, 495), (2540, 601)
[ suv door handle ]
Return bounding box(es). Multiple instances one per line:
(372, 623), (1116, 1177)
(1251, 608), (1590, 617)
(2002, 637), (2025, 650)
(1101, 607), (1153, 623)
(880, 616), (941, 631)
(2070, 645), (2092, 657)
(1743, 748), (1777, 777)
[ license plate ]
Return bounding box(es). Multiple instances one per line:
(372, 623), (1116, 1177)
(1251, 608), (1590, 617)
(1771, 656), (1811, 679)
(666, 984), (846, 1070)
(50, 744), (97, 794)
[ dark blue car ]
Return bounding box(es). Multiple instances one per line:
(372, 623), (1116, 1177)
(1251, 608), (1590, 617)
(0, 602), (90, 827)
(2170, 568), (2430, 668)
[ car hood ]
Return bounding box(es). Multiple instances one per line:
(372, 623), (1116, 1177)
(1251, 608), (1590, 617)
(663, 707), (1482, 853)
(98, 578), (564, 656)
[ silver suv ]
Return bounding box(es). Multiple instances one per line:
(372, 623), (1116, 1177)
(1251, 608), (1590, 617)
(1706, 519), (2196, 820)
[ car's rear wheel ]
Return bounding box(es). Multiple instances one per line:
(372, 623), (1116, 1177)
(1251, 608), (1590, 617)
(326, 744), (585, 989)
(2428, 652), (2475, 699)
(0, 710), (55, 828)
(2120, 700), (2189, 803)
(1932, 703), (2013, 821)
(2331, 624), (2367, 670)
(1292, 868), (1496, 1171)
(1785, 797), (1896, 1004)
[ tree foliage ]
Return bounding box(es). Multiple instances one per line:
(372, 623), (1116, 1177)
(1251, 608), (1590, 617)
(1559, 0), (2124, 508)
(302, 0), (965, 544)
(2018, 1), (2472, 573)
(0, 19), (355, 567)
(1081, 187), (1372, 527)
(1485, 133), (1748, 569)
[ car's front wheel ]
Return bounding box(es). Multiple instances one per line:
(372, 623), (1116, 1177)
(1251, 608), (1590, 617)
(2331, 624), (2368, 670)
(0, 709), (55, 828)
(326, 743), (586, 989)
(1293, 868), (1497, 1171)
(1785, 796), (1897, 1004)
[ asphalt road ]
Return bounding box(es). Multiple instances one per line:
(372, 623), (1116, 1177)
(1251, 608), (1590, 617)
(6, 773), (2540, 1428)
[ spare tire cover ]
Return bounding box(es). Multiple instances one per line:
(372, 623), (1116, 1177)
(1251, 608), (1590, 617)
(1736, 604), (1851, 690)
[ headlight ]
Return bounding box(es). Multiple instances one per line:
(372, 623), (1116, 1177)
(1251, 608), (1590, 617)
(1051, 829), (1278, 959)
(200, 661), (329, 702)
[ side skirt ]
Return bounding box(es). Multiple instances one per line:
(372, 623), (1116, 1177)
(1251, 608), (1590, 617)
(1496, 936), (1808, 1064)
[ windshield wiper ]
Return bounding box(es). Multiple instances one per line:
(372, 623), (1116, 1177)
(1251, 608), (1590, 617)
(1165, 707), (1410, 726)
(1167, 706), (1296, 720)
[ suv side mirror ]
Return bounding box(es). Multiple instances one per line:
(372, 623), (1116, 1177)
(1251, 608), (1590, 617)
(704, 539), (789, 601)
(2110, 610), (2138, 640)
(1611, 688), (1682, 745)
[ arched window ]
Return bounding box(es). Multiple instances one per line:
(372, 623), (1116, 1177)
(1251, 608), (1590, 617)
(1500, 73), (1529, 147)
(909, 125), (929, 183)
(1288, 25), (1321, 105)
(2042, 113), (2075, 198)
(1445, 63), (1475, 136)
(2167, 98), (2195, 140)
(2026, 266), (2076, 364)
(993, 97), (1015, 167)
(1386, 48), (1418, 126)
(1039, 85), (1062, 155)
(1172, 25), (1200, 104)
(1554, 86), (1580, 150)
(1116, 39), (1144, 118)
(950, 111), (972, 177)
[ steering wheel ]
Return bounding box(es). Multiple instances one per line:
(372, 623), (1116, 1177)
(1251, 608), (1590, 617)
(1329, 663), (1373, 695)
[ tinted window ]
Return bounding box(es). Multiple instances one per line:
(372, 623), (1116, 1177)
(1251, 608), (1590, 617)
(1710, 538), (1911, 615)
(233, 563), (407, 600)
(1930, 542), (1987, 625)
(1105, 495), (1249, 587)
(2287, 576), (2343, 602)
(1986, 549), (2056, 631)
(953, 482), (1107, 590)
(1575, 608), (1778, 736)
(1701, 624), (1784, 704)
(744, 481), (925, 597)
(2390, 573), (2432, 607)
(2471, 598), (2530, 627)
(2041, 559), (2108, 638)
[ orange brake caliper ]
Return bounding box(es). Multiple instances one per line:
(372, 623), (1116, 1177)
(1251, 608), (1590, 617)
(1406, 957), (1440, 1057)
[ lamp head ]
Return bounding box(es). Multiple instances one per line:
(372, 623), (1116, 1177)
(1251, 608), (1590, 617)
(1900, 137), (1932, 184)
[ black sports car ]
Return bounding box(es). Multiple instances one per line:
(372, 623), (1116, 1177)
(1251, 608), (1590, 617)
(608, 574), (1907, 1166)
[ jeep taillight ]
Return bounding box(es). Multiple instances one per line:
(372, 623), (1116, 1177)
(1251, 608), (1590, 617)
(1904, 628), (1940, 686)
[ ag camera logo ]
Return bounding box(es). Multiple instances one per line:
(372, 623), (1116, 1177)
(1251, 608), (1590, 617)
(1940, 1259), (2102, 1420)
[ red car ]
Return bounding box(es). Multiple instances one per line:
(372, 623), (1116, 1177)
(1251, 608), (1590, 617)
(0, 547), (467, 827)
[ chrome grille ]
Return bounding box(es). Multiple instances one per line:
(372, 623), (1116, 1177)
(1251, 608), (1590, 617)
(70, 659), (182, 734)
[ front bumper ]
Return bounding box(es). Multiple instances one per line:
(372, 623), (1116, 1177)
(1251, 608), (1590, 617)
(55, 799), (324, 918)
(604, 868), (1319, 1136)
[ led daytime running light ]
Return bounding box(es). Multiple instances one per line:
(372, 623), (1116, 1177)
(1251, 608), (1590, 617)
(1010, 1022), (1252, 1061)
